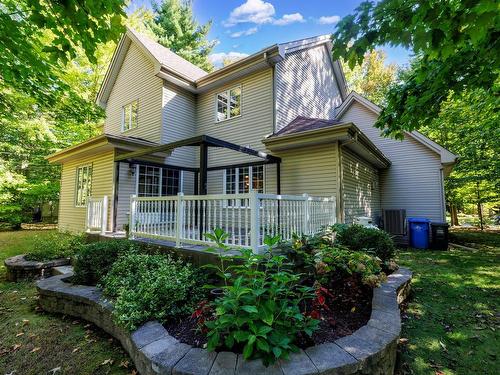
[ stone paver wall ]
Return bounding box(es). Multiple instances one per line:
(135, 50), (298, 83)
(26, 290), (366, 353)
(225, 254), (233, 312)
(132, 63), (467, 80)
(5, 255), (70, 282)
(37, 268), (412, 375)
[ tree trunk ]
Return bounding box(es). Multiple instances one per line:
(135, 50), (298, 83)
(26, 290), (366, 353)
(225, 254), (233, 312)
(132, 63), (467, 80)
(476, 181), (483, 231)
(450, 205), (459, 226)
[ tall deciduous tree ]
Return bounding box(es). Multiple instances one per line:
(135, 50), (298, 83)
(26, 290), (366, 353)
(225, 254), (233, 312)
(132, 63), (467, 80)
(343, 50), (397, 106)
(419, 89), (500, 228)
(148, 0), (216, 71)
(332, 0), (499, 138)
(0, 0), (126, 114)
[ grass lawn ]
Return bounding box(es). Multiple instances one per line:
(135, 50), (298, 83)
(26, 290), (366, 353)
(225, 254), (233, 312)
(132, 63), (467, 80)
(0, 230), (132, 375)
(396, 230), (500, 375)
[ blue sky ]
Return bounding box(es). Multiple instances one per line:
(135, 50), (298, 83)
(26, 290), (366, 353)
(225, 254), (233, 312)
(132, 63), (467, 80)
(129, 0), (411, 67)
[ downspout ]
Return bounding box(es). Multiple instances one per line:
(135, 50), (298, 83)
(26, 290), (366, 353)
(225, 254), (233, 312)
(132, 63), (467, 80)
(112, 161), (120, 233)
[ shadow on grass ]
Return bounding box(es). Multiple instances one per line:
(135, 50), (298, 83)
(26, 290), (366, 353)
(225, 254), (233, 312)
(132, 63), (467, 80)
(395, 245), (500, 375)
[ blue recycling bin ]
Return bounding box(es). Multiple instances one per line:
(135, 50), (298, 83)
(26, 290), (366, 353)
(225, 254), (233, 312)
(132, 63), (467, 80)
(408, 217), (431, 249)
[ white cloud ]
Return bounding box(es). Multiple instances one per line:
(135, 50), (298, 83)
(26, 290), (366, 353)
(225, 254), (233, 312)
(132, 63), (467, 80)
(273, 13), (304, 26)
(318, 15), (341, 25)
(230, 27), (258, 38)
(209, 52), (250, 66)
(225, 0), (275, 27)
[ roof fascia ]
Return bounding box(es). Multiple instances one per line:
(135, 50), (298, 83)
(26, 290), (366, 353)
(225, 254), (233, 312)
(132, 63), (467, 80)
(335, 92), (458, 165)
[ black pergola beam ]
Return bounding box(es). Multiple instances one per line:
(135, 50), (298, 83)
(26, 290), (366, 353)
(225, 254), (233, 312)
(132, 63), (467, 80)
(202, 135), (281, 164)
(125, 159), (199, 173)
(115, 135), (206, 162)
(115, 134), (281, 164)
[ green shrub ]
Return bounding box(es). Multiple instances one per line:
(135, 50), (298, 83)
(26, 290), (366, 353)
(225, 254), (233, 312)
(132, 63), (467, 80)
(24, 232), (85, 261)
(101, 253), (205, 331)
(203, 230), (319, 366)
(314, 246), (384, 287)
(334, 224), (396, 262)
(72, 240), (136, 286)
(283, 233), (385, 287)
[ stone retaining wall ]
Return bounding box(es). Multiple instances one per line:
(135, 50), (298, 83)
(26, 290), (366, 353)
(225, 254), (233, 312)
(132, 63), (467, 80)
(5, 255), (70, 282)
(37, 268), (412, 375)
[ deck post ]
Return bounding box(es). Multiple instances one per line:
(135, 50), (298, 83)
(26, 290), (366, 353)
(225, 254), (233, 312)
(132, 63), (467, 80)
(302, 193), (310, 234)
(250, 191), (260, 253)
(101, 196), (108, 235)
(176, 192), (184, 247)
(129, 195), (137, 239)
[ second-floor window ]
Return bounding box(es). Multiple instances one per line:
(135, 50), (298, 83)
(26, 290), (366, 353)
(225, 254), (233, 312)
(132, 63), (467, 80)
(216, 86), (241, 122)
(122, 100), (138, 132)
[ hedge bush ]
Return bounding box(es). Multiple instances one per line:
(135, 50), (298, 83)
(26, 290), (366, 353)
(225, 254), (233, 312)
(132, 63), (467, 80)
(72, 240), (137, 285)
(101, 253), (205, 330)
(334, 224), (396, 262)
(24, 232), (85, 261)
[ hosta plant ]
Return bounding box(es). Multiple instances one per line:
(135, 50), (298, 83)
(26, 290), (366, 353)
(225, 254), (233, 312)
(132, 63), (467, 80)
(202, 230), (319, 365)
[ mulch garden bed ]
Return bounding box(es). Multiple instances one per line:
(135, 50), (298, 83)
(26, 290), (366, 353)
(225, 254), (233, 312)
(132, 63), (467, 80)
(163, 274), (373, 350)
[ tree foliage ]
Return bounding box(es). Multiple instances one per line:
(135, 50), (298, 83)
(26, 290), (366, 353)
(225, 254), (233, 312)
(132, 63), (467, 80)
(343, 50), (397, 106)
(419, 89), (500, 222)
(147, 0), (216, 71)
(332, 0), (499, 138)
(0, 0), (125, 113)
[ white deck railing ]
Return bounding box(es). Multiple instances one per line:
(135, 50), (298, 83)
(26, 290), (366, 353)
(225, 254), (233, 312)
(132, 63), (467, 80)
(86, 196), (108, 234)
(129, 192), (336, 252)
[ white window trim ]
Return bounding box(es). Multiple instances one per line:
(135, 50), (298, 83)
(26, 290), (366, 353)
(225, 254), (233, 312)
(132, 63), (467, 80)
(135, 165), (181, 197)
(74, 164), (92, 208)
(121, 99), (139, 133)
(215, 85), (242, 123)
(223, 165), (265, 207)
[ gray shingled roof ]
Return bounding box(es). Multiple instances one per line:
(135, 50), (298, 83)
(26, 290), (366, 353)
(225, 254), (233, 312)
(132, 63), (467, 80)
(128, 28), (208, 81)
(271, 116), (344, 137)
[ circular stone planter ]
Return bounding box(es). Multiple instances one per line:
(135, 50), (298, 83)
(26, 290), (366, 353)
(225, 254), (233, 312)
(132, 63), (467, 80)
(36, 268), (412, 375)
(5, 254), (70, 282)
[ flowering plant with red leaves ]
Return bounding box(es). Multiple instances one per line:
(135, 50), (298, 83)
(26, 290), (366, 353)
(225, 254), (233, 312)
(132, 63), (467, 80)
(306, 284), (336, 326)
(191, 300), (213, 333)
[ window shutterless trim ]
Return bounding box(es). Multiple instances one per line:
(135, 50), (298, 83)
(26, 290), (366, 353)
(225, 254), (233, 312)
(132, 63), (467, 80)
(121, 99), (139, 133)
(215, 85), (242, 123)
(74, 164), (93, 207)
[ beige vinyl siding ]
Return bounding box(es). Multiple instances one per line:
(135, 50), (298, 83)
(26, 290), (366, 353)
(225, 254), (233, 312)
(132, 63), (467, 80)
(275, 45), (342, 131)
(58, 151), (115, 233)
(115, 162), (135, 230)
(341, 147), (380, 224)
(338, 102), (445, 222)
(196, 69), (273, 165)
(104, 43), (163, 143)
(195, 68), (276, 192)
(162, 82), (197, 168)
(277, 143), (339, 197)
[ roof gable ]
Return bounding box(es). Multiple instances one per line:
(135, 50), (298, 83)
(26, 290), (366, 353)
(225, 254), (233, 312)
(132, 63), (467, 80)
(97, 28), (208, 107)
(335, 92), (458, 165)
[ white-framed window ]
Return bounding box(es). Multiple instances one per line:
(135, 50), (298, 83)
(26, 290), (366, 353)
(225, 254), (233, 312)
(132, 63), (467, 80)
(216, 86), (241, 122)
(224, 165), (264, 206)
(122, 100), (138, 132)
(136, 165), (181, 197)
(75, 164), (92, 207)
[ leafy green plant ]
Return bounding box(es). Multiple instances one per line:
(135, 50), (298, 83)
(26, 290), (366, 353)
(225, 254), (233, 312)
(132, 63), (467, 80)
(24, 231), (85, 261)
(72, 240), (136, 286)
(101, 253), (205, 331)
(203, 231), (319, 365)
(334, 224), (396, 262)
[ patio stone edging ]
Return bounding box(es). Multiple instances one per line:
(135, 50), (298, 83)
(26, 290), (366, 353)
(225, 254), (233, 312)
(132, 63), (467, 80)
(36, 268), (412, 375)
(5, 254), (70, 282)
